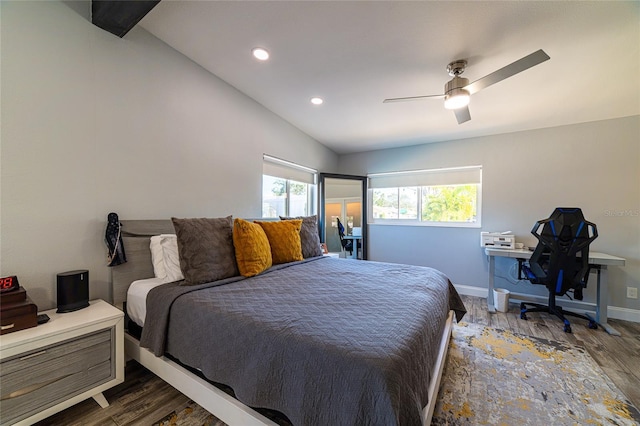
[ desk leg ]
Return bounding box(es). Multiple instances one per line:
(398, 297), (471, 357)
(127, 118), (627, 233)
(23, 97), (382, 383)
(487, 255), (496, 313)
(585, 266), (621, 336)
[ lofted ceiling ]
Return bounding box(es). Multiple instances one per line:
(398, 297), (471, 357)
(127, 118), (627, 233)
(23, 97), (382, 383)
(138, 1), (639, 154)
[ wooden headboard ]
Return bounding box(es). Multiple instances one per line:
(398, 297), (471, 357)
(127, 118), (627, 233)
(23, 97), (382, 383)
(112, 220), (174, 307)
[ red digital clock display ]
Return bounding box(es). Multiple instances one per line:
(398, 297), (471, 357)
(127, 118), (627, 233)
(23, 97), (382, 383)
(0, 275), (20, 293)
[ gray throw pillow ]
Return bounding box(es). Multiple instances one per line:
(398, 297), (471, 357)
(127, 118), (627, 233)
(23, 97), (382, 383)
(280, 215), (323, 258)
(171, 216), (239, 285)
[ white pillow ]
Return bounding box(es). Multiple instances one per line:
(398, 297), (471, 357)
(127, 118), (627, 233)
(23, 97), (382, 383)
(160, 234), (184, 282)
(150, 235), (166, 280)
(150, 234), (184, 283)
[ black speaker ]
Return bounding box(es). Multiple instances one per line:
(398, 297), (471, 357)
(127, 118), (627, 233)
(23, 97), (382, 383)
(56, 270), (89, 313)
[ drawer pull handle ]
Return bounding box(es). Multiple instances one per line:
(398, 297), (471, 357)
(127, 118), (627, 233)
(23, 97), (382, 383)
(19, 350), (47, 361)
(1, 324), (15, 330)
(0, 374), (72, 401)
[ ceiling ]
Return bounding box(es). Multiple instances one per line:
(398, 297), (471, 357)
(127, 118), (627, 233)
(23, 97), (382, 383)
(138, 1), (639, 154)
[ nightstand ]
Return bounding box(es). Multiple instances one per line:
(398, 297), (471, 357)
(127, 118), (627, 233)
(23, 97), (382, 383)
(0, 299), (124, 425)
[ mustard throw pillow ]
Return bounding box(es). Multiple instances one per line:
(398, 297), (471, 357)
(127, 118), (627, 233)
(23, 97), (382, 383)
(233, 218), (272, 277)
(256, 220), (304, 264)
(279, 215), (323, 258)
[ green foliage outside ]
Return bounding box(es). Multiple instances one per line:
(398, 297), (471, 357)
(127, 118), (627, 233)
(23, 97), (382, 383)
(372, 184), (477, 222)
(372, 188), (398, 218)
(270, 178), (306, 196)
(421, 185), (477, 222)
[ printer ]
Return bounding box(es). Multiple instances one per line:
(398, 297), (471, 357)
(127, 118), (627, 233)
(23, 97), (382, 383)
(481, 231), (515, 249)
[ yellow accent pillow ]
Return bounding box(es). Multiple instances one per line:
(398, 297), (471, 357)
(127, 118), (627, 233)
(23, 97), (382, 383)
(232, 218), (272, 277)
(256, 220), (304, 264)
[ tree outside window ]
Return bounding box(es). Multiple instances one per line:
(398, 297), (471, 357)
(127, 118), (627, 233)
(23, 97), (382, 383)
(421, 184), (477, 223)
(262, 175), (313, 218)
(372, 188), (398, 218)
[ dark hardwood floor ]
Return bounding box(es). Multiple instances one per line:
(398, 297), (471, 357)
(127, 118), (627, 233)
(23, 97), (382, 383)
(36, 295), (640, 425)
(34, 359), (224, 426)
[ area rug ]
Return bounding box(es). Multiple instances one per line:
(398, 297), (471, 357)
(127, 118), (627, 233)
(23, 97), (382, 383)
(431, 322), (640, 425)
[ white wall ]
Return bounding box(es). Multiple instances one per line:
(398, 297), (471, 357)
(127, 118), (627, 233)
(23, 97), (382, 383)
(325, 180), (362, 199)
(339, 116), (640, 311)
(0, 1), (337, 309)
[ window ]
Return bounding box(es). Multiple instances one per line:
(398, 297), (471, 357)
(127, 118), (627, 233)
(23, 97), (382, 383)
(369, 166), (481, 227)
(262, 155), (317, 218)
(372, 187), (418, 219)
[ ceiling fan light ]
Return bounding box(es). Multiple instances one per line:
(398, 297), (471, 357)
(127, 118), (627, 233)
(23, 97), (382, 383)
(444, 88), (470, 110)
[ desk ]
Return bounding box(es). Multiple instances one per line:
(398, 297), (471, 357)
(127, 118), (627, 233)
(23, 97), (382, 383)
(485, 248), (626, 336)
(342, 236), (362, 259)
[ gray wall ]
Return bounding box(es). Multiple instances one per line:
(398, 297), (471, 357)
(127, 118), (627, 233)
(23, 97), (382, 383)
(0, 1), (337, 309)
(339, 116), (640, 312)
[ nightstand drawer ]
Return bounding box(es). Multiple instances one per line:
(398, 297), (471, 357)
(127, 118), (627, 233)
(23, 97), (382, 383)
(0, 328), (115, 425)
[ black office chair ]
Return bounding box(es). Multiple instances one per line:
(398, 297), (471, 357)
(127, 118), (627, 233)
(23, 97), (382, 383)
(336, 218), (353, 255)
(520, 208), (598, 333)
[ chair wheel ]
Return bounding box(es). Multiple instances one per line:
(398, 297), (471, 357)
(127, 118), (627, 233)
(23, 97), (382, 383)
(588, 321), (598, 330)
(564, 324), (572, 333)
(520, 312), (527, 320)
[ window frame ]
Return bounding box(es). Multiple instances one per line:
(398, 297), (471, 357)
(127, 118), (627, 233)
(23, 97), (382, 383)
(368, 166), (482, 228)
(262, 155), (318, 218)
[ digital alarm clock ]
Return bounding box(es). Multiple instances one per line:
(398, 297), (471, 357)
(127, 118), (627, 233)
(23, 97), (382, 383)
(0, 275), (20, 293)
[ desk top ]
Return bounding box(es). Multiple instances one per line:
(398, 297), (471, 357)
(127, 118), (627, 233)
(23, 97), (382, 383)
(485, 248), (625, 266)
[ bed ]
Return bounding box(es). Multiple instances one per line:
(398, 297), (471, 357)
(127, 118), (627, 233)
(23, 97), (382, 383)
(112, 218), (466, 426)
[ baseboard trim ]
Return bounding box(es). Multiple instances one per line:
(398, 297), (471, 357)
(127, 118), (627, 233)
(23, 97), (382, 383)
(454, 284), (488, 299)
(453, 284), (640, 324)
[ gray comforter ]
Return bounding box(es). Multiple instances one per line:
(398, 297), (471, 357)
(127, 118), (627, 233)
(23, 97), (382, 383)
(140, 257), (465, 426)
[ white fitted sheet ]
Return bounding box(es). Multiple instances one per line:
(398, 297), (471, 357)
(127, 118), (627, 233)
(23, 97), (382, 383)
(127, 277), (166, 327)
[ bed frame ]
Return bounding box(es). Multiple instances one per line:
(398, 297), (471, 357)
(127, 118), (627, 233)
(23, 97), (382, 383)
(112, 219), (454, 425)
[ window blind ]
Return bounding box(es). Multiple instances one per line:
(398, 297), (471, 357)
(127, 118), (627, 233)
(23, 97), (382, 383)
(263, 155), (317, 185)
(368, 166), (481, 188)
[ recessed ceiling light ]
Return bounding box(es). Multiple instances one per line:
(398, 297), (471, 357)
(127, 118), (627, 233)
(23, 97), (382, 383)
(252, 47), (269, 61)
(310, 97), (324, 105)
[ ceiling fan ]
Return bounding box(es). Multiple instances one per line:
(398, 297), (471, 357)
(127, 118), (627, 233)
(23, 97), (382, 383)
(383, 49), (550, 124)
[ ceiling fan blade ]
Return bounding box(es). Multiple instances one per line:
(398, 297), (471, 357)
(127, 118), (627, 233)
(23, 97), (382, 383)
(383, 94), (444, 103)
(454, 106), (471, 124)
(465, 49), (550, 95)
